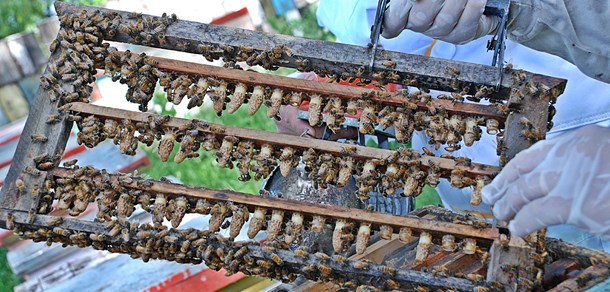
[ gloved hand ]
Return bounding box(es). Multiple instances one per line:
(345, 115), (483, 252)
(482, 125), (610, 239)
(382, 0), (500, 44)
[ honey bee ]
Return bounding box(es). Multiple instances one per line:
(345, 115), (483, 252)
(382, 60), (396, 69)
(421, 147), (434, 156)
(46, 114), (61, 124)
(14, 178), (26, 193)
(512, 69), (527, 83)
(256, 259), (273, 269)
(474, 86), (494, 100)
(378, 265), (396, 276)
(89, 233), (107, 241)
(448, 66), (461, 75)
(5, 213), (15, 231)
(269, 253), (283, 265)
(495, 103), (510, 115)
(293, 246), (310, 259)
(295, 58), (310, 71)
(176, 40), (190, 51)
(53, 227), (71, 237)
(352, 260), (369, 270)
(317, 264), (332, 276)
(37, 162), (55, 170)
(466, 273), (485, 282)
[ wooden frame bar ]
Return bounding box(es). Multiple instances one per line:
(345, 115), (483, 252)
(0, 3), (587, 291)
(68, 102), (502, 177)
(0, 50), (74, 214)
(147, 54), (508, 121)
(55, 2), (566, 98)
(0, 209), (479, 291)
(49, 167), (500, 241)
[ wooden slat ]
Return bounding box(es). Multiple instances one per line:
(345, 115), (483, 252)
(503, 82), (553, 160)
(294, 237), (409, 292)
(54, 2), (566, 98)
(49, 167), (500, 241)
(548, 265), (610, 292)
(486, 237), (535, 288)
(0, 210), (479, 292)
(0, 49), (73, 214)
(147, 54), (507, 121)
(68, 102), (502, 177)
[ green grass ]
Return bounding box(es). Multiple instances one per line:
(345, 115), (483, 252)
(0, 247), (22, 292)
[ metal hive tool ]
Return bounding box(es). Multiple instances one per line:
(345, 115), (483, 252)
(1, 2), (609, 291)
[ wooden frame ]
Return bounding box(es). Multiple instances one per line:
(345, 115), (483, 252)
(3, 2), (607, 291)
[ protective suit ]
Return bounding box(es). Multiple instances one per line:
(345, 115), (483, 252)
(317, 0), (610, 251)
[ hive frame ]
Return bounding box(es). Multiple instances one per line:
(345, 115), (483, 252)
(3, 3), (601, 291)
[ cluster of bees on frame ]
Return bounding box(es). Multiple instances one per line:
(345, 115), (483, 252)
(38, 6), (540, 181)
(13, 163), (501, 290)
(40, 8), (177, 108)
(69, 111), (491, 205)
(100, 48), (509, 153)
(39, 6), (523, 158)
(8, 214), (502, 292)
(20, 6), (559, 290)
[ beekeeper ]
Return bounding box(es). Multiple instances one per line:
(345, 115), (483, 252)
(314, 0), (610, 249)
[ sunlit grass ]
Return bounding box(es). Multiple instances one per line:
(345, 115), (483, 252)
(0, 247), (22, 292)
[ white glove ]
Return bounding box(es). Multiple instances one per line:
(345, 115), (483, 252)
(482, 125), (610, 239)
(382, 0), (500, 44)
